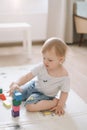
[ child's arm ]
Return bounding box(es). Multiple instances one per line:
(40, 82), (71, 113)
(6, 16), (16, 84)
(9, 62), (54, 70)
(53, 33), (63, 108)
(50, 92), (68, 115)
(14, 72), (34, 86)
(58, 91), (68, 108)
(9, 72), (34, 95)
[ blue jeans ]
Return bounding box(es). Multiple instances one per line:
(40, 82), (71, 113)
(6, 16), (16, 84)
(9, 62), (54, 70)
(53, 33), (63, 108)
(21, 81), (54, 106)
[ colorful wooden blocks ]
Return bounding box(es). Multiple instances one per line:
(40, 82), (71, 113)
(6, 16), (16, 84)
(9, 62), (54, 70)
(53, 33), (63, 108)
(11, 91), (22, 118)
(0, 88), (12, 109)
(0, 88), (6, 101)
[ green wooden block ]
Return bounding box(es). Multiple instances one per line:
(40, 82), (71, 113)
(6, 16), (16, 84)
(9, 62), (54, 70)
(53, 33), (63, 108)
(12, 99), (21, 106)
(0, 88), (3, 94)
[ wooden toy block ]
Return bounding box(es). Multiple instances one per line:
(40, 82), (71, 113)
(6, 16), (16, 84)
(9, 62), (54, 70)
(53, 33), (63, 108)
(12, 106), (20, 112)
(3, 100), (11, 108)
(0, 88), (3, 94)
(42, 111), (52, 115)
(42, 111), (55, 116)
(13, 91), (22, 101)
(11, 110), (20, 117)
(0, 94), (6, 100)
(12, 99), (21, 106)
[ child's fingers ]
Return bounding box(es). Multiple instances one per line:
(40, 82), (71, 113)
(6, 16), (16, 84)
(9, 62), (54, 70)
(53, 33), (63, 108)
(8, 85), (21, 96)
(17, 87), (22, 92)
(7, 89), (13, 96)
(56, 109), (65, 116)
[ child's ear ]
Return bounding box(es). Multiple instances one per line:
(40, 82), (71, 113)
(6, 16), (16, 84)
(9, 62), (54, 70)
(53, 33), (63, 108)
(59, 57), (65, 64)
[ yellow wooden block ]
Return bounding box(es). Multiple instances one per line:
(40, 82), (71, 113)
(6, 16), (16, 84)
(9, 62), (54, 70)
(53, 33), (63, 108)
(42, 111), (52, 115)
(3, 100), (11, 108)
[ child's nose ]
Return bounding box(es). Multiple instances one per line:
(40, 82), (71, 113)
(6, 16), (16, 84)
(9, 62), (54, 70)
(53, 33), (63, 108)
(44, 59), (48, 65)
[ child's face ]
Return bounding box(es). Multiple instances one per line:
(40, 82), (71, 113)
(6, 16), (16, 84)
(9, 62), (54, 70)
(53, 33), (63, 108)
(42, 48), (63, 70)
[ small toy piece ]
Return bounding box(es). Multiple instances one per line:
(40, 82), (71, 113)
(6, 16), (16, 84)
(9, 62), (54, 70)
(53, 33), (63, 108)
(12, 106), (20, 112)
(13, 91), (22, 101)
(0, 88), (3, 94)
(0, 93), (6, 100)
(12, 110), (20, 117)
(3, 100), (11, 108)
(42, 111), (55, 116)
(12, 99), (21, 106)
(42, 111), (52, 115)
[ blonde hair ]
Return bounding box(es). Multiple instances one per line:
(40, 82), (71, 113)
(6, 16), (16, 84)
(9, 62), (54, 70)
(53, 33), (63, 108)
(42, 37), (68, 58)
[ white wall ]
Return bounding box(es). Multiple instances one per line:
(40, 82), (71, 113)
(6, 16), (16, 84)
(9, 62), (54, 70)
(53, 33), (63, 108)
(47, 0), (67, 40)
(0, 0), (78, 43)
(0, 0), (48, 42)
(47, 0), (73, 43)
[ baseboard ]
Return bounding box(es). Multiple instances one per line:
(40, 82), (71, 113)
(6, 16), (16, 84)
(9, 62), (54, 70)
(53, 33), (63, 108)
(0, 42), (22, 47)
(0, 40), (45, 47)
(32, 40), (45, 45)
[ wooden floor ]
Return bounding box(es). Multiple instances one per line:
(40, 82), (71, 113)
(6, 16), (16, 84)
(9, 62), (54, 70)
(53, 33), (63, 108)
(0, 42), (87, 103)
(65, 43), (87, 104)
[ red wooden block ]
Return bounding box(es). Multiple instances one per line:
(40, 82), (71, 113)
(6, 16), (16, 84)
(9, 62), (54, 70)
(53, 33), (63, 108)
(0, 94), (6, 100)
(12, 106), (20, 112)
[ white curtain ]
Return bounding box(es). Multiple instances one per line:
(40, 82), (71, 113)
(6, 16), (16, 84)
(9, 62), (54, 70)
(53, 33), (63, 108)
(47, 0), (73, 43)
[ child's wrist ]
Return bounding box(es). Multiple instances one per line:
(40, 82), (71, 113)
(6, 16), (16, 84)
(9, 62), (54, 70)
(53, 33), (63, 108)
(58, 101), (65, 108)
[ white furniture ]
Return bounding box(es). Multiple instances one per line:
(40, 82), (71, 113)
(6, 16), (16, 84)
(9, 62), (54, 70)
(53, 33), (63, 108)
(0, 23), (32, 58)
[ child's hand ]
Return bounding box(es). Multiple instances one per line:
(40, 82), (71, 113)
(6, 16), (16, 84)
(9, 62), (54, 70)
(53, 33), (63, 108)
(50, 104), (65, 116)
(8, 82), (22, 96)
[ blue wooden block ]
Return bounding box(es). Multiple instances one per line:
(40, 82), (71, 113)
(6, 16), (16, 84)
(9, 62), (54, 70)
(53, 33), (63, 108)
(13, 91), (22, 101)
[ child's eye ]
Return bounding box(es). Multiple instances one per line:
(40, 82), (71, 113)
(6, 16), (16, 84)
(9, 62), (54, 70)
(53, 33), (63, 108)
(48, 59), (53, 62)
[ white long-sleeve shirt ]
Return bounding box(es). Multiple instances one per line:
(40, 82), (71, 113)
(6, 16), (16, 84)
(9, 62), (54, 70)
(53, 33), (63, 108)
(30, 63), (70, 99)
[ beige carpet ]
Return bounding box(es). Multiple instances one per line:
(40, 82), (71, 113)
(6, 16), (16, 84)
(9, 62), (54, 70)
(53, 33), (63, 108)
(0, 65), (87, 130)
